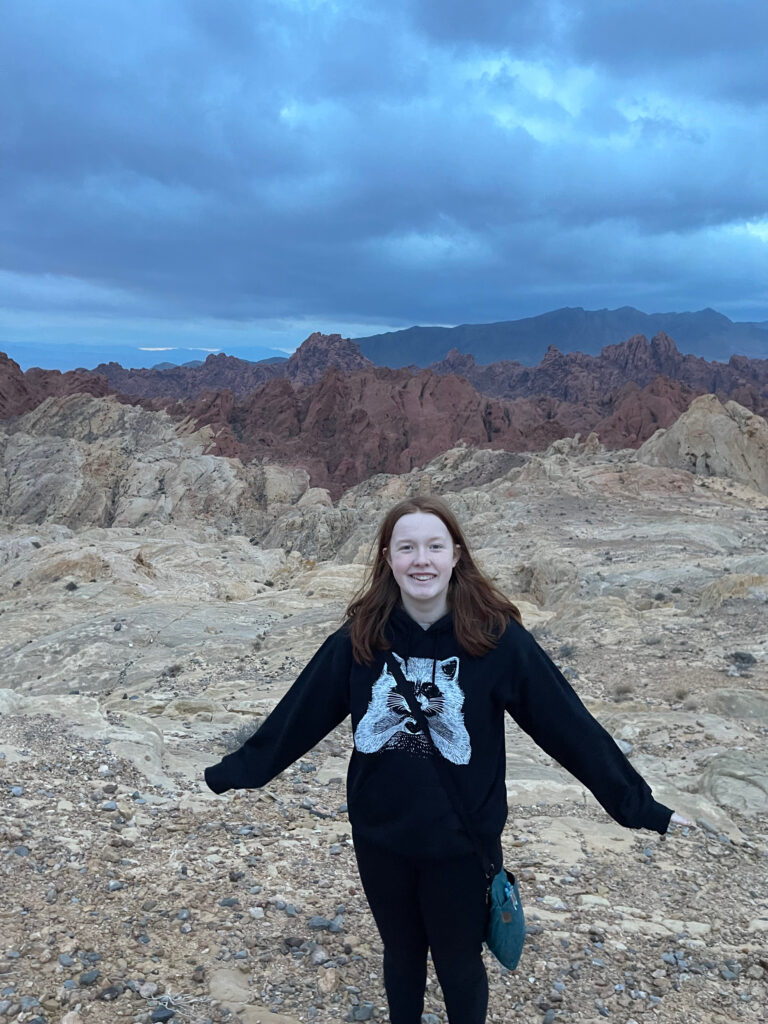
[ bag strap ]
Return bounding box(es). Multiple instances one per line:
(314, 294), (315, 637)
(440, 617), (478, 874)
(384, 652), (496, 880)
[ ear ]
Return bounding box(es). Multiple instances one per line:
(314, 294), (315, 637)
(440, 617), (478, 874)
(452, 544), (460, 567)
(383, 546), (392, 569)
(439, 656), (459, 680)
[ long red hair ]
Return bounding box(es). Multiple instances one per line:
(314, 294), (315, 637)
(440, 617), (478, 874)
(345, 495), (522, 664)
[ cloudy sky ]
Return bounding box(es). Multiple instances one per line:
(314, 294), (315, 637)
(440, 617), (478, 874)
(2, 0), (767, 368)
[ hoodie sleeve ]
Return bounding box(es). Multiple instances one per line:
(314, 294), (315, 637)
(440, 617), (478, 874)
(503, 623), (672, 834)
(204, 628), (352, 795)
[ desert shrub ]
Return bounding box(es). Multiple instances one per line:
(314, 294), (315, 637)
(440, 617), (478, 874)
(222, 720), (257, 752)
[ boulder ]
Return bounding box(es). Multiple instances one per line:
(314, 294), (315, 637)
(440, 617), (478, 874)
(637, 395), (768, 494)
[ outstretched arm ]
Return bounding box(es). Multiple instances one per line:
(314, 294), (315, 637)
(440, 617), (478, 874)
(503, 623), (673, 834)
(205, 630), (352, 794)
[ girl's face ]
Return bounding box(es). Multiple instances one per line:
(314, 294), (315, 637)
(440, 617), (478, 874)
(386, 511), (459, 622)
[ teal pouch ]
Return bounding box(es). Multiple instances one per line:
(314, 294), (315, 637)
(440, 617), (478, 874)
(485, 868), (525, 970)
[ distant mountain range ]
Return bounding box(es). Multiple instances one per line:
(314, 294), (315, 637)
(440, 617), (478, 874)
(354, 306), (768, 365)
(0, 341), (288, 374)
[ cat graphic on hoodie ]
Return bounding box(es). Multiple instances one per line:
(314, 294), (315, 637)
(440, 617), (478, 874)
(354, 653), (472, 764)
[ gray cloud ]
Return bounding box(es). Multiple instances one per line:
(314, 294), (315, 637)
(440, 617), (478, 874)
(1, 0), (766, 350)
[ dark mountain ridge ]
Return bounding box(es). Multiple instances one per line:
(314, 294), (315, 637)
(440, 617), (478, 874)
(354, 306), (768, 366)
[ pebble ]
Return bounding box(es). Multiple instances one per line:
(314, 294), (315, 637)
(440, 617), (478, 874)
(317, 967), (338, 995)
(108, 880), (124, 891)
(177, 909), (190, 920)
(102, 801), (118, 811)
(543, 1011), (556, 1024)
(98, 985), (123, 1001)
(13, 845), (30, 857)
(151, 1008), (175, 1022)
(350, 1003), (374, 1021)
(309, 916), (332, 930)
(10, 786), (23, 797)
(79, 969), (100, 986)
(219, 897), (239, 907)
(730, 650), (756, 665)
(59, 954), (75, 967)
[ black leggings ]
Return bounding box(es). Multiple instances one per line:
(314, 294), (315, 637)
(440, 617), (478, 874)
(353, 834), (497, 1024)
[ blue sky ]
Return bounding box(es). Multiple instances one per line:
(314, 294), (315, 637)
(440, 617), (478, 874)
(2, 0), (767, 368)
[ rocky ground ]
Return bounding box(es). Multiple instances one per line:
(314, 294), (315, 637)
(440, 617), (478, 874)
(1, 421), (767, 1023)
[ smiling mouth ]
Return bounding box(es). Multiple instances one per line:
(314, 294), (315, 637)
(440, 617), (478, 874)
(410, 574), (436, 582)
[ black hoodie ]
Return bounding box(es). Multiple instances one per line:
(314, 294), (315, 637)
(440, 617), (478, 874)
(204, 606), (673, 858)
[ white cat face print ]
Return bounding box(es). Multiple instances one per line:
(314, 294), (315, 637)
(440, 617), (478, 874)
(354, 653), (472, 764)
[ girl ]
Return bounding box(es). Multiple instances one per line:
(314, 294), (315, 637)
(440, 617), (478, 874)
(205, 495), (689, 1024)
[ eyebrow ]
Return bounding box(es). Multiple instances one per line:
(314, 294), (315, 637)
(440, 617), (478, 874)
(393, 536), (448, 543)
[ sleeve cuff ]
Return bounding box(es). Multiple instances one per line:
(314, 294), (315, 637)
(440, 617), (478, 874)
(649, 802), (674, 835)
(204, 763), (230, 795)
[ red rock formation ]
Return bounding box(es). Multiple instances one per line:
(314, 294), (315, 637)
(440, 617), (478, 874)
(183, 368), (595, 497)
(429, 332), (768, 407)
(3, 329), (767, 499)
(593, 377), (699, 445)
(283, 332), (375, 384)
(0, 352), (109, 419)
(89, 332), (376, 398)
(0, 353), (29, 419)
(90, 353), (283, 400)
